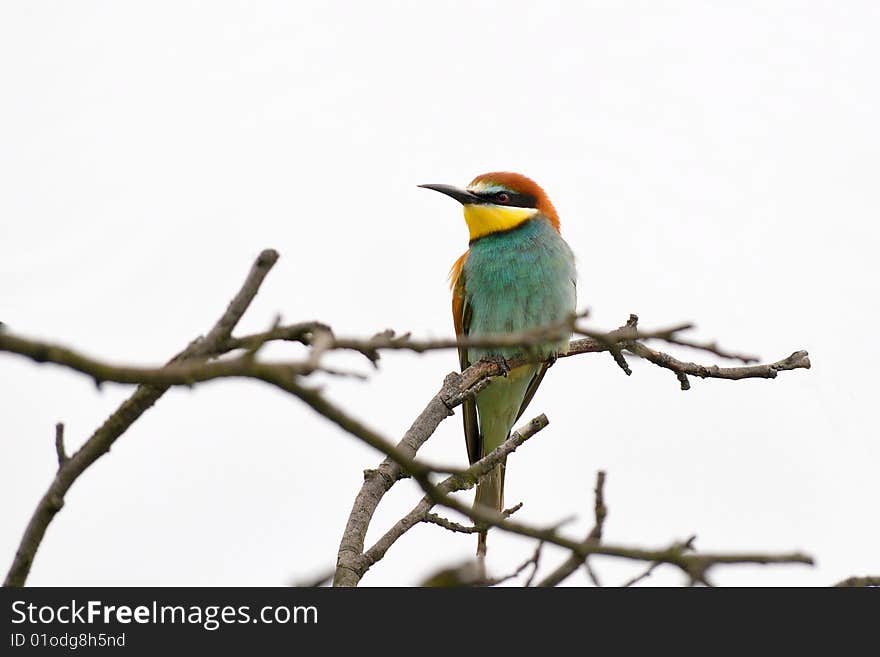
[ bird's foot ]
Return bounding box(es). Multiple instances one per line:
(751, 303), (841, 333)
(546, 353), (558, 368)
(481, 354), (511, 376)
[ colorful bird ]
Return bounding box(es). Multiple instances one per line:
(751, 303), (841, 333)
(420, 172), (577, 555)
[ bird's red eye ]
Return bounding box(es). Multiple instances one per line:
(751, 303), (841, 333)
(495, 192), (510, 204)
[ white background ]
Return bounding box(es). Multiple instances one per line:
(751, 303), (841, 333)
(1, 2), (877, 586)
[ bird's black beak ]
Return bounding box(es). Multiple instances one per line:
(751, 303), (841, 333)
(418, 183), (483, 205)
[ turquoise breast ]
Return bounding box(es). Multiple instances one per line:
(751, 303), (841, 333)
(463, 216), (577, 362)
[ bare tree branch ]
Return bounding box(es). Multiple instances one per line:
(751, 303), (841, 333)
(620, 536), (697, 587)
(0, 244), (815, 588)
(329, 397), (812, 589)
(0, 313), (809, 394)
(423, 514), (481, 534)
(3, 249), (279, 587)
(833, 575), (880, 587)
(423, 503), (522, 535)
(330, 370), (474, 587)
(406, 461), (812, 588)
(345, 415), (550, 585)
(461, 335), (809, 395)
(402, 464), (812, 587)
(223, 321), (332, 353)
(625, 341), (810, 389)
(471, 508), (811, 587)
(0, 332), (370, 386)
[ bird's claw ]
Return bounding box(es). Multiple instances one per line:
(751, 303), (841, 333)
(486, 355), (511, 376)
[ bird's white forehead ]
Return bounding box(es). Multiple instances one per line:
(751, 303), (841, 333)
(466, 180), (511, 194)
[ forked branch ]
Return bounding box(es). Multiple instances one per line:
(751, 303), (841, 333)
(0, 248), (815, 587)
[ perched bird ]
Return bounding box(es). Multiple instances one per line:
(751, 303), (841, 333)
(420, 172), (577, 555)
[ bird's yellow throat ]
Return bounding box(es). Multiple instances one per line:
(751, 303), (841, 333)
(463, 204), (539, 241)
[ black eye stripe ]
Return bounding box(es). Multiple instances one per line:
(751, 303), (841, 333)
(472, 191), (537, 208)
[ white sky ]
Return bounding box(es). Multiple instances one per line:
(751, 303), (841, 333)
(1, 2), (878, 587)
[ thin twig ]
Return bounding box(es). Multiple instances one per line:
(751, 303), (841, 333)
(423, 502), (523, 535)
(484, 542), (544, 587)
(583, 471), (608, 586)
(523, 544), (545, 587)
(537, 471), (608, 587)
(621, 536), (697, 587)
(423, 514), (480, 534)
(583, 561), (602, 587)
(53, 423), (67, 469)
(833, 575), (880, 587)
(660, 336), (759, 363)
(624, 342), (810, 384)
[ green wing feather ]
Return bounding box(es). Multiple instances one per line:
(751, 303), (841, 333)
(459, 292), (548, 463)
(513, 362), (549, 423)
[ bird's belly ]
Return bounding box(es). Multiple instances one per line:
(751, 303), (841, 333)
(475, 363), (538, 453)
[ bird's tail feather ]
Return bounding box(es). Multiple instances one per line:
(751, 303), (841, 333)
(474, 461), (505, 557)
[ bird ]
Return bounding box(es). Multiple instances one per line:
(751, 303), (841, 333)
(419, 172), (577, 556)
